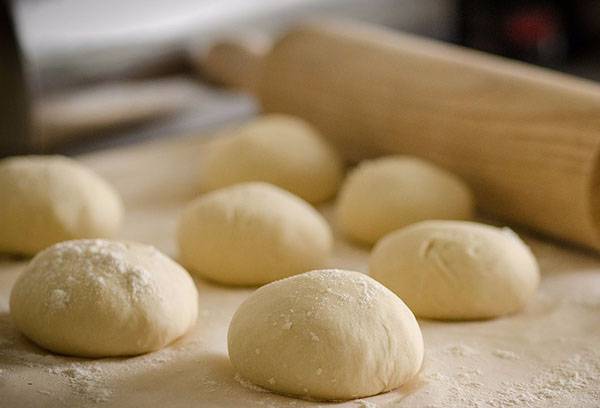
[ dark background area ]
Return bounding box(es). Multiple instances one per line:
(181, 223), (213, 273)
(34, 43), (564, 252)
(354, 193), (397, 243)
(457, 0), (600, 78)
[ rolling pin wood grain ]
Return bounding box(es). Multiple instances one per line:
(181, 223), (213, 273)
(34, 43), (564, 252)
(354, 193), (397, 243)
(201, 20), (600, 251)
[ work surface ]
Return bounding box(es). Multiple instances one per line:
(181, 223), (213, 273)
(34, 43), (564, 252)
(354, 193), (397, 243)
(1, 132), (599, 407)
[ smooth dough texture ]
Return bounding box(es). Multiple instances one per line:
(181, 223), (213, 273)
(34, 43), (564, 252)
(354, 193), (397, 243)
(0, 156), (123, 255)
(200, 114), (344, 203)
(228, 269), (423, 401)
(336, 156), (473, 245)
(9, 239), (198, 357)
(370, 221), (540, 320)
(177, 182), (332, 286)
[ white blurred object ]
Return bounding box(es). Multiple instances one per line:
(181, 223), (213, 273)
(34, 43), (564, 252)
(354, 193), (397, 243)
(11, 0), (456, 152)
(14, 0), (456, 86)
(33, 78), (198, 148)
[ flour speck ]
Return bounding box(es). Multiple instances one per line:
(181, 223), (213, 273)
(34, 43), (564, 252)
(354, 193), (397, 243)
(493, 349), (520, 360)
(48, 289), (69, 309)
(234, 373), (269, 393)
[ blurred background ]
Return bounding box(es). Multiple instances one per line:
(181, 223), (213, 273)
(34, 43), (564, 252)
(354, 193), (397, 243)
(2, 0), (600, 156)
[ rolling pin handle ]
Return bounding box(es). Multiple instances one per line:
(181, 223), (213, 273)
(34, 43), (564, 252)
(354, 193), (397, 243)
(197, 34), (270, 94)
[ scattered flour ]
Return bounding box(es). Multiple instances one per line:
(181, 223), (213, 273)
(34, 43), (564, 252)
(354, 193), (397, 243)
(201, 378), (219, 393)
(46, 364), (112, 403)
(355, 399), (378, 407)
(423, 348), (600, 408)
(31, 240), (157, 308)
(2, 235), (600, 407)
(493, 349), (520, 360)
(488, 353), (600, 407)
(444, 344), (479, 357)
(48, 289), (69, 309)
(234, 373), (269, 393)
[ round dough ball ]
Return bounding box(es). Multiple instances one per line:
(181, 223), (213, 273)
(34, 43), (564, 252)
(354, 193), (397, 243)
(228, 269), (423, 401)
(201, 114), (343, 203)
(9, 239), (198, 357)
(0, 155), (124, 255)
(336, 156), (473, 245)
(370, 221), (540, 320)
(177, 182), (332, 286)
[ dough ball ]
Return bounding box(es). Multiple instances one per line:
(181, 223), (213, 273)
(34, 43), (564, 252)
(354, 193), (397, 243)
(336, 156), (473, 245)
(369, 221), (540, 320)
(0, 156), (124, 255)
(177, 182), (332, 286)
(9, 239), (198, 357)
(228, 269), (423, 401)
(201, 114), (343, 203)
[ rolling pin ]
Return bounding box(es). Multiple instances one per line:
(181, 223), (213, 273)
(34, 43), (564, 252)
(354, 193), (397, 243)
(200, 20), (600, 252)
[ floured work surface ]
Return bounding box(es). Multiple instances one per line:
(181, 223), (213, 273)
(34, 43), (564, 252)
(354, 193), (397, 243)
(1, 133), (599, 408)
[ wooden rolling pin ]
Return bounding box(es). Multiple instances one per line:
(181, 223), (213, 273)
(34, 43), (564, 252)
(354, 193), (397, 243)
(200, 20), (600, 252)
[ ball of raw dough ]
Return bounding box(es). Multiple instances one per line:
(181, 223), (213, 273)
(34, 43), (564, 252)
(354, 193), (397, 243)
(336, 156), (473, 245)
(369, 221), (540, 320)
(200, 114), (343, 203)
(228, 269), (423, 401)
(177, 182), (332, 286)
(0, 156), (124, 255)
(9, 239), (198, 357)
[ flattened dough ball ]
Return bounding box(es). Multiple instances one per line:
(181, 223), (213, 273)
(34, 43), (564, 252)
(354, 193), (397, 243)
(336, 156), (473, 245)
(228, 269), (423, 401)
(0, 156), (123, 255)
(201, 114), (343, 203)
(177, 182), (332, 286)
(9, 239), (198, 357)
(370, 221), (540, 320)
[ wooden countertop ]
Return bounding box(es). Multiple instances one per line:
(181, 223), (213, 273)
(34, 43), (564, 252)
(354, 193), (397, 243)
(1, 130), (599, 407)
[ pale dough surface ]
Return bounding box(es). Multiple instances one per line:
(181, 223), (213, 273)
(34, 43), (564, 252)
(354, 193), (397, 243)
(200, 115), (343, 203)
(10, 240), (198, 358)
(1, 133), (599, 408)
(177, 182), (332, 286)
(370, 221), (540, 320)
(336, 156), (473, 245)
(0, 156), (123, 255)
(228, 270), (423, 400)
